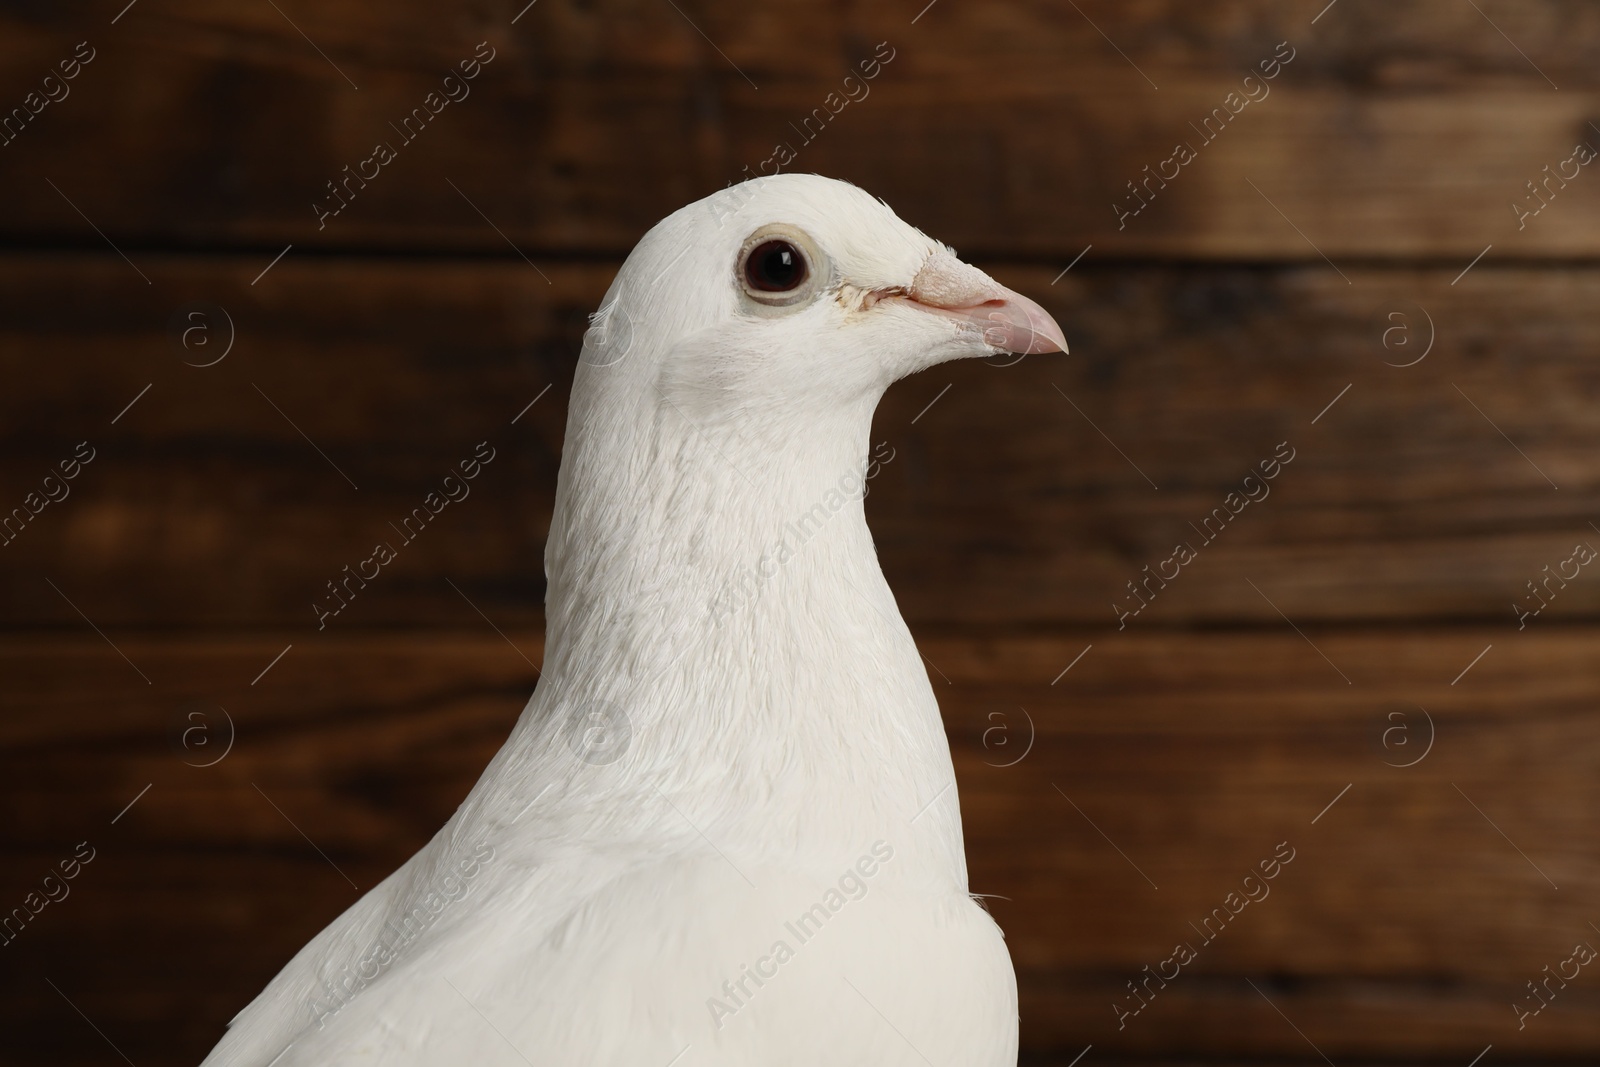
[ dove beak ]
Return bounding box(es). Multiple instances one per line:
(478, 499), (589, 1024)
(897, 249), (1067, 355)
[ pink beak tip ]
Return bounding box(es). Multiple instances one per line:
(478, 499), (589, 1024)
(905, 253), (1068, 357)
(1004, 293), (1069, 356)
(959, 291), (1068, 357)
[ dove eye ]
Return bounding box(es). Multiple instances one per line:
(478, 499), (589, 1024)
(744, 240), (806, 292)
(736, 225), (827, 311)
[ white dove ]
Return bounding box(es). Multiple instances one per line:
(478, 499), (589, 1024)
(201, 173), (1065, 1067)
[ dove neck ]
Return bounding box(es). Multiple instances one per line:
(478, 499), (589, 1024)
(535, 391), (964, 870)
(546, 396), (901, 656)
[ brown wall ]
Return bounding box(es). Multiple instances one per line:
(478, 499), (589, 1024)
(2, 1), (1598, 1064)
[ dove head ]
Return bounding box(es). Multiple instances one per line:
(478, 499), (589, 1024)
(546, 176), (1066, 668)
(578, 173), (1065, 415)
(547, 175), (1065, 640)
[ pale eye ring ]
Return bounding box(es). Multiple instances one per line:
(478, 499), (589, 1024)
(736, 225), (827, 311)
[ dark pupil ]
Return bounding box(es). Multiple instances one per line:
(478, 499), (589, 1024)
(745, 240), (806, 292)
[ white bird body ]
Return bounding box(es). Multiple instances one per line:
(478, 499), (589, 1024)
(201, 174), (1064, 1067)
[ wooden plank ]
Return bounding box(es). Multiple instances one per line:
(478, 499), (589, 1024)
(1, 2), (1598, 257)
(4, 254), (1599, 628)
(945, 630), (1600, 1057)
(0, 252), (579, 631)
(1, 629), (1595, 1063)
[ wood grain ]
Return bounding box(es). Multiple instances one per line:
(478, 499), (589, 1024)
(3, 254), (1598, 629)
(1, 2), (1598, 257)
(3, 3), (1597, 1064)
(0, 629), (1593, 1064)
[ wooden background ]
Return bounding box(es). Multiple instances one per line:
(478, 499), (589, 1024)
(2, 1), (1598, 1063)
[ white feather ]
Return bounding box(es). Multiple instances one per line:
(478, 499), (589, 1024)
(201, 174), (1020, 1067)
